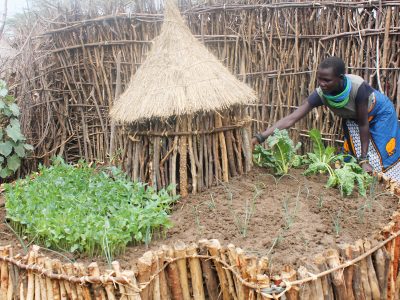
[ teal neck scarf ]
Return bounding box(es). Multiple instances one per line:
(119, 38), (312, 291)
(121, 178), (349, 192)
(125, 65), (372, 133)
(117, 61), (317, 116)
(322, 76), (351, 108)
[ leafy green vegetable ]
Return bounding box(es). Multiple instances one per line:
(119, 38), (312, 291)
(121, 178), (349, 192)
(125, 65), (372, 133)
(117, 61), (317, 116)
(253, 129), (302, 175)
(0, 80), (33, 178)
(304, 128), (342, 177)
(304, 128), (372, 196)
(5, 158), (179, 257)
(328, 162), (372, 197)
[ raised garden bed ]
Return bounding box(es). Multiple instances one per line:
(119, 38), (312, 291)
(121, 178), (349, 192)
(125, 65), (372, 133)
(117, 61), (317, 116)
(1, 164), (400, 299)
(1, 167), (398, 270)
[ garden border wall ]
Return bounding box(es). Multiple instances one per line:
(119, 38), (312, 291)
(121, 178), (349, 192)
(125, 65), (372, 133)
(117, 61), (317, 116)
(1, 174), (400, 300)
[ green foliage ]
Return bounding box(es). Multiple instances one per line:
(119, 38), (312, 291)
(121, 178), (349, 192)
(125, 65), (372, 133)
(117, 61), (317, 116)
(304, 129), (372, 196)
(253, 129), (303, 175)
(327, 162), (373, 197)
(0, 80), (33, 178)
(304, 129), (343, 177)
(5, 158), (179, 257)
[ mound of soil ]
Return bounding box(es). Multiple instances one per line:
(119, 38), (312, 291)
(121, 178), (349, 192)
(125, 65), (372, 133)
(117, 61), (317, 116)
(1, 167), (398, 273)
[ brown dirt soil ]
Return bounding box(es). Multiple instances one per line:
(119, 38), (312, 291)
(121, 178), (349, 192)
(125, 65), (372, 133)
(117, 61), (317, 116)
(0, 167), (399, 273)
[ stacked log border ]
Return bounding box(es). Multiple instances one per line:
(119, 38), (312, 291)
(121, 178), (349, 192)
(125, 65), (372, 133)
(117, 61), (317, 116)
(0, 174), (398, 300)
(7, 0), (399, 175)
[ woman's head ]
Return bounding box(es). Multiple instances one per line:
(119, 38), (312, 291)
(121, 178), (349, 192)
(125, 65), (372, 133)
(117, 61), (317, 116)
(317, 57), (345, 94)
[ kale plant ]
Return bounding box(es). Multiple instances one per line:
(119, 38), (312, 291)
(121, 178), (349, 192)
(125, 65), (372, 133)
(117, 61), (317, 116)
(304, 129), (372, 196)
(253, 129), (303, 175)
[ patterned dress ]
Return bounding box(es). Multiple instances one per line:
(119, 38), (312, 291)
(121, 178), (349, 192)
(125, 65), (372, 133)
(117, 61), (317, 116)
(342, 90), (400, 182)
(309, 74), (400, 182)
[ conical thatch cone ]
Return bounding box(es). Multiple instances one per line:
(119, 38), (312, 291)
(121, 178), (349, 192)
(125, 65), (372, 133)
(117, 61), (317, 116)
(110, 0), (257, 123)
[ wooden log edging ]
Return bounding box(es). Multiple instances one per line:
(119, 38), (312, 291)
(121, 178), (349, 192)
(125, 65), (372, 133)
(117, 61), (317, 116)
(260, 228), (400, 299)
(0, 225), (400, 299)
(1, 178), (400, 299)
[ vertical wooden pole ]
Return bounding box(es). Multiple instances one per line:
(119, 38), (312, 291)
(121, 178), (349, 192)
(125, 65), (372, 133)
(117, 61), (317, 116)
(338, 244), (355, 300)
(137, 251), (153, 300)
(173, 241), (191, 299)
(121, 270), (142, 300)
(179, 118), (188, 197)
(161, 245), (183, 300)
(198, 240), (219, 300)
(350, 245), (365, 300)
(37, 256), (48, 300)
(373, 247), (390, 299)
(325, 249), (347, 300)
(207, 240), (230, 300)
(227, 244), (245, 300)
(220, 247), (238, 300)
(355, 240), (372, 299)
(215, 113), (229, 182)
(52, 260), (67, 300)
(87, 262), (106, 300)
(111, 261), (128, 300)
(222, 112), (237, 177)
(363, 240), (381, 300)
(150, 252), (160, 300)
(63, 264), (78, 300)
(109, 51), (121, 158)
(7, 248), (16, 300)
(75, 263), (92, 300)
(0, 246), (10, 300)
(187, 117), (197, 194)
(104, 269), (116, 300)
(241, 125), (252, 173)
(155, 250), (170, 300)
(187, 244), (205, 300)
(43, 260), (54, 300)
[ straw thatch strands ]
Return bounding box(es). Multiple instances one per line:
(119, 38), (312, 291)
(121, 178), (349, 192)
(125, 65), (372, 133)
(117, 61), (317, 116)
(110, 0), (256, 123)
(110, 0), (256, 195)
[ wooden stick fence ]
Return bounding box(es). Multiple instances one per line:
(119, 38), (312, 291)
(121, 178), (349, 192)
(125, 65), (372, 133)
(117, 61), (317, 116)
(1, 203), (400, 299)
(3, 0), (398, 178)
(121, 110), (252, 195)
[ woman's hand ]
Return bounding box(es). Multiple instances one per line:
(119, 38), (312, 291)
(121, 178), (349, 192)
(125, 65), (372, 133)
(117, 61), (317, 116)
(360, 161), (373, 173)
(251, 137), (259, 149)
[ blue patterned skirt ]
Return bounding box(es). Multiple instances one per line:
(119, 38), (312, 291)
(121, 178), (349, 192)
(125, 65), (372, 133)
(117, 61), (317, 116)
(343, 90), (400, 182)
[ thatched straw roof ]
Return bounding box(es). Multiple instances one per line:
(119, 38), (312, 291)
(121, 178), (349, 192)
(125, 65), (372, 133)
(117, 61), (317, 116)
(110, 0), (257, 123)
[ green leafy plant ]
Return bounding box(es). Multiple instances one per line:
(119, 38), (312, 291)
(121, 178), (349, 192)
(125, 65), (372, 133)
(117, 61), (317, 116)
(0, 80), (33, 178)
(253, 129), (303, 175)
(303, 129), (342, 177)
(304, 128), (372, 196)
(5, 158), (179, 257)
(327, 161), (372, 196)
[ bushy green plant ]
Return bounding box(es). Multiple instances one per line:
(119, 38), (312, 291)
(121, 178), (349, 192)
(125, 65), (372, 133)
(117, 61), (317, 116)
(0, 80), (33, 178)
(327, 162), (372, 197)
(5, 158), (179, 257)
(253, 129), (303, 175)
(304, 129), (372, 196)
(303, 129), (341, 176)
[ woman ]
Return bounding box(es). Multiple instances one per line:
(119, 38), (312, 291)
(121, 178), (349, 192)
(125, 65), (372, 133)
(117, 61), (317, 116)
(253, 56), (400, 182)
